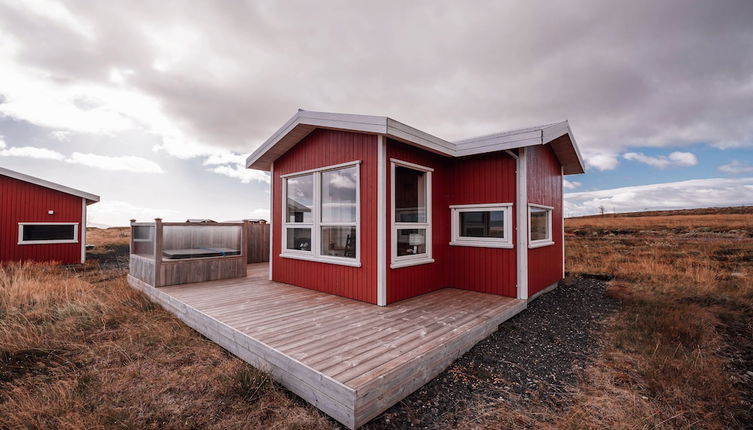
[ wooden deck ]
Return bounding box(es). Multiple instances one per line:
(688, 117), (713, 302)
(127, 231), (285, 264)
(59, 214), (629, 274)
(127, 263), (526, 428)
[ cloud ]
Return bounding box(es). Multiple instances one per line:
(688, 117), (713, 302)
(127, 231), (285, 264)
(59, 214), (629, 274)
(586, 154), (619, 171)
(719, 160), (753, 174)
(88, 199), (179, 226)
(563, 179), (582, 190)
(66, 152), (164, 173)
(0, 140), (163, 173)
(565, 177), (753, 216)
(0, 0), (751, 167)
(623, 151), (698, 168)
(209, 165), (269, 184)
(0, 145), (65, 160)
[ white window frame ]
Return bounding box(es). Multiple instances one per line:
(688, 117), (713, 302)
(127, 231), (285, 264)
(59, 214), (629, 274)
(528, 203), (554, 248)
(390, 159), (433, 269)
(280, 160), (361, 267)
(18, 222), (79, 245)
(450, 203), (513, 249)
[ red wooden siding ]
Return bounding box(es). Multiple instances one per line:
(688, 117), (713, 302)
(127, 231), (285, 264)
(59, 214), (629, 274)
(271, 129), (378, 304)
(526, 144), (564, 296)
(385, 139), (452, 304)
(447, 153), (518, 297)
(0, 175), (83, 264)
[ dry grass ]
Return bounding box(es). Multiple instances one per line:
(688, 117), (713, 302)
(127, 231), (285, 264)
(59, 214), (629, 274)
(0, 252), (332, 428)
(3, 215), (751, 429)
(476, 209), (753, 429)
(85, 227), (130, 252)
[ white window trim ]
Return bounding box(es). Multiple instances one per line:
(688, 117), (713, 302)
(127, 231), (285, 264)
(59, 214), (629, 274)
(450, 203), (513, 249)
(18, 222), (79, 245)
(280, 160), (361, 267)
(390, 159), (433, 269)
(528, 203), (554, 248)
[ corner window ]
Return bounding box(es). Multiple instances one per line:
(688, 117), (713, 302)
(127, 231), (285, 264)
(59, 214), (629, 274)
(281, 162), (360, 266)
(18, 223), (78, 245)
(391, 159), (433, 268)
(450, 204), (513, 248)
(528, 204), (554, 248)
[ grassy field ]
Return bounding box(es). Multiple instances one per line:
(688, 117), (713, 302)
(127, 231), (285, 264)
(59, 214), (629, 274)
(1, 208), (751, 429)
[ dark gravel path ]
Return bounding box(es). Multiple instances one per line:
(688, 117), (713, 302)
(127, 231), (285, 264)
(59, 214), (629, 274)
(85, 244), (130, 270)
(364, 276), (620, 429)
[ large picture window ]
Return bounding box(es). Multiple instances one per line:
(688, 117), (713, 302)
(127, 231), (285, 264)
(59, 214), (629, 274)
(528, 204), (554, 248)
(281, 161), (360, 266)
(18, 223), (78, 245)
(391, 159), (433, 268)
(450, 203), (513, 248)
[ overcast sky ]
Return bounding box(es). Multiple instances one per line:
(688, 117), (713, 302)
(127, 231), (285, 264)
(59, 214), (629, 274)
(1, 0), (752, 225)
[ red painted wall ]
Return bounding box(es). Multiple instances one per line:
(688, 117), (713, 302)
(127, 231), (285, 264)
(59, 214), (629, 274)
(0, 175), (83, 264)
(271, 129), (378, 304)
(447, 153), (518, 297)
(385, 139), (452, 303)
(526, 144), (564, 296)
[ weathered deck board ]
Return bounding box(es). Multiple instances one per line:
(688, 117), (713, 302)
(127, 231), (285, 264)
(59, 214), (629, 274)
(128, 263), (526, 428)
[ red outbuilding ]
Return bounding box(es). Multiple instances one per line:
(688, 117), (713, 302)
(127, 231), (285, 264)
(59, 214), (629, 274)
(246, 110), (584, 305)
(1, 167), (100, 264)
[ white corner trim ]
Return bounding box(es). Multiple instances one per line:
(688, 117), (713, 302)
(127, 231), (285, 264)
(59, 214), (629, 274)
(18, 222), (79, 245)
(81, 198), (86, 263)
(516, 148), (528, 300)
(561, 166), (565, 278)
(377, 136), (387, 306)
(269, 161), (274, 280)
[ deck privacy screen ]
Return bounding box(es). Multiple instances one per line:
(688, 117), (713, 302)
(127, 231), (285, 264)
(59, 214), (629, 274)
(162, 225), (242, 259)
(131, 225), (155, 256)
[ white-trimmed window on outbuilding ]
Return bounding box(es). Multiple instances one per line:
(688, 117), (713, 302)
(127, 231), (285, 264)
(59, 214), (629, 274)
(18, 223), (78, 245)
(450, 203), (513, 248)
(391, 159), (433, 268)
(528, 204), (554, 248)
(281, 161), (360, 267)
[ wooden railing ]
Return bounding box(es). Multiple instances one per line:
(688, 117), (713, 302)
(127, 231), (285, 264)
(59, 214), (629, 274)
(129, 219), (248, 287)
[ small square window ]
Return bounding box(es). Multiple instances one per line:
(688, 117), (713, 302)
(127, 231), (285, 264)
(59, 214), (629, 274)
(450, 204), (512, 248)
(528, 205), (554, 248)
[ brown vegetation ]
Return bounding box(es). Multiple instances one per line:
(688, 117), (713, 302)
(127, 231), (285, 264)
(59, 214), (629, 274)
(3, 212), (751, 429)
(0, 229), (331, 430)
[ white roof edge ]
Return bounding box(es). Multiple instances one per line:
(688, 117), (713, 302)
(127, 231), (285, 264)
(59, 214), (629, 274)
(0, 166), (100, 203)
(246, 110), (584, 174)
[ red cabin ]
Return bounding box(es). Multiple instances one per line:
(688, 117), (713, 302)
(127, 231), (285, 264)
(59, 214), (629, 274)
(0, 167), (100, 264)
(246, 111), (584, 305)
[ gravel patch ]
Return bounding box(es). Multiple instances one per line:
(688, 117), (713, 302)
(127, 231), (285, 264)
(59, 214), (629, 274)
(86, 244), (130, 270)
(364, 276), (620, 429)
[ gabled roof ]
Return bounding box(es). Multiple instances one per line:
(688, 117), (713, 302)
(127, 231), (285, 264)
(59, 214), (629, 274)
(0, 166), (100, 203)
(246, 110), (585, 175)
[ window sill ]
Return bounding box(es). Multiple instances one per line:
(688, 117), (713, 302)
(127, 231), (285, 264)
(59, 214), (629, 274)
(280, 253), (361, 267)
(18, 240), (78, 245)
(528, 240), (554, 249)
(390, 257), (434, 269)
(450, 241), (513, 249)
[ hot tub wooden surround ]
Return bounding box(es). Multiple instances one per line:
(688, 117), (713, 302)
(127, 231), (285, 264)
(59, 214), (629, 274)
(127, 263), (526, 428)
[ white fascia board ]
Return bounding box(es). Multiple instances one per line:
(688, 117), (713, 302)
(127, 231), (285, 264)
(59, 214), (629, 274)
(245, 110), (585, 174)
(385, 118), (455, 156)
(0, 167), (100, 203)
